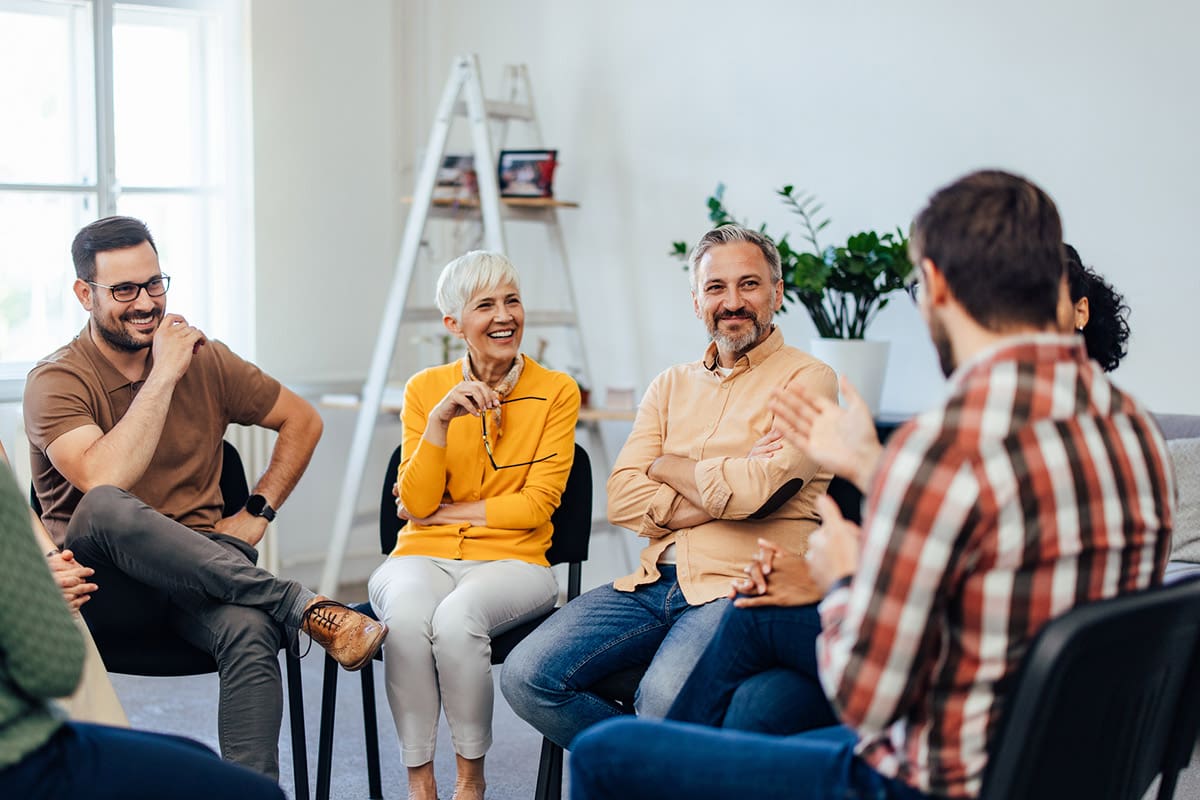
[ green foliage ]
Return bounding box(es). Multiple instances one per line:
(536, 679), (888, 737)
(671, 183), (914, 339)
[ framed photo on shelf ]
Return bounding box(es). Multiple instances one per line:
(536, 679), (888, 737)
(498, 149), (558, 198)
(433, 154), (478, 202)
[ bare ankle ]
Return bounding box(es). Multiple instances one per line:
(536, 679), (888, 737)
(407, 762), (437, 800)
(452, 754), (485, 799)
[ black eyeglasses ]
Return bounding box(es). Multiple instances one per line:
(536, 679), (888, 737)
(481, 395), (557, 470)
(88, 275), (171, 302)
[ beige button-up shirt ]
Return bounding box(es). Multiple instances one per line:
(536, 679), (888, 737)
(609, 327), (837, 604)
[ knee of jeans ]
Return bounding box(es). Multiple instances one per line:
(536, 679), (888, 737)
(499, 636), (544, 705)
(632, 665), (681, 719)
(67, 485), (135, 541)
(572, 717), (641, 773)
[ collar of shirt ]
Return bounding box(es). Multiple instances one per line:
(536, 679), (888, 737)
(73, 324), (154, 392)
(946, 331), (1086, 392)
(702, 325), (784, 374)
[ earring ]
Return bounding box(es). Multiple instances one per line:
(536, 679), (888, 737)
(1075, 327), (1084, 333)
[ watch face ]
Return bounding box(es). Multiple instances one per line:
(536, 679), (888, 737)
(247, 494), (274, 520)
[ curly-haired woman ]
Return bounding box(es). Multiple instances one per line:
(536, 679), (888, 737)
(1062, 243), (1131, 372)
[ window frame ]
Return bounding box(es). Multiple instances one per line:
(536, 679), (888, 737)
(0, 0), (253, 399)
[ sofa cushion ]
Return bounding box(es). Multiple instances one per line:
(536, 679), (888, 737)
(1168, 437), (1200, 563)
(1157, 414), (1200, 441)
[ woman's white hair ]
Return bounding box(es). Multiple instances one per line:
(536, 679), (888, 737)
(435, 250), (522, 321)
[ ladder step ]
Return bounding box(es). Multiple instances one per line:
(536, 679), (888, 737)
(453, 99), (534, 121)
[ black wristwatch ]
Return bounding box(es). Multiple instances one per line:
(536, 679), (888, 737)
(245, 493), (276, 522)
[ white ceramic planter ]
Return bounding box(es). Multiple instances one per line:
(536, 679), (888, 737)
(808, 338), (891, 414)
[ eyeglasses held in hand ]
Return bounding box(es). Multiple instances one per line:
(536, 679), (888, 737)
(88, 275), (171, 302)
(904, 277), (920, 304)
(481, 395), (557, 470)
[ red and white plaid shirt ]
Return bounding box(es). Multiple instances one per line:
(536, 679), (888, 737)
(817, 333), (1175, 798)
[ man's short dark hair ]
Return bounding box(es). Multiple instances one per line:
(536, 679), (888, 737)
(910, 170), (1063, 331)
(71, 216), (157, 282)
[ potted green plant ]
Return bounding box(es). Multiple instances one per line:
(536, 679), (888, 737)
(672, 184), (914, 411)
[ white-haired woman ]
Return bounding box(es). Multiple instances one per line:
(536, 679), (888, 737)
(367, 251), (580, 800)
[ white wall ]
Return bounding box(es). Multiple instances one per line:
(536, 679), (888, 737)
(250, 0), (400, 383)
(248, 0), (1200, 584)
(362, 0), (1194, 415)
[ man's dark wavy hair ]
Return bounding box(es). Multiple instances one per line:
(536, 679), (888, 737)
(71, 216), (157, 282)
(1064, 243), (1131, 372)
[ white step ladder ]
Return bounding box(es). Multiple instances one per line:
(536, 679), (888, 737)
(318, 54), (592, 595)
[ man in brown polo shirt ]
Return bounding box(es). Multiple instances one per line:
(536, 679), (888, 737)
(23, 216), (387, 779)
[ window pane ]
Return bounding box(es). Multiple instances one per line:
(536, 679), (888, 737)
(117, 193), (210, 328)
(0, 192), (95, 363)
(0, 1), (95, 185)
(114, 6), (212, 187)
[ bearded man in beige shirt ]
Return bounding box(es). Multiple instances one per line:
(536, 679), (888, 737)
(502, 225), (837, 749)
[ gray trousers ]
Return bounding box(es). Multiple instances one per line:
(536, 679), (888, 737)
(64, 486), (315, 778)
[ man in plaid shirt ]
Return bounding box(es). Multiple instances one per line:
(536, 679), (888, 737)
(567, 169), (1176, 800)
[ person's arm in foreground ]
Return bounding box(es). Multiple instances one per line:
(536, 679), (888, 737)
(813, 444), (975, 735)
(770, 375), (883, 492)
(0, 462), (85, 699)
(0, 441), (96, 611)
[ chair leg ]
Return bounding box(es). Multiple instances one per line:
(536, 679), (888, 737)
(315, 654), (341, 800)
(534, 736), (564, 800)
(286, 650), (310, 800)
(1158, 767), (1181, 800)
(361, 660), (384, 799)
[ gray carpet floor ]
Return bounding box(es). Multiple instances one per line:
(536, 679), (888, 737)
(110, 529), (642, 800)
(112, 654), (562, 800)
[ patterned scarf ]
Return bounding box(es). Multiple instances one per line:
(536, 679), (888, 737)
(463, 353), (524, 440)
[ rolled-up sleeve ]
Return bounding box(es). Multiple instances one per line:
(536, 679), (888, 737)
(607, 377), (682, 538)
(693, 362), (835, 519)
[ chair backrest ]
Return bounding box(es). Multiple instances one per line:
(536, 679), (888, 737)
(377, 443), (592, 567)
(981, 577), (1200, 800)
(218, 439), (250, 516)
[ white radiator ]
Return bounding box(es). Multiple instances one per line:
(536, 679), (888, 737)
(224, 424), (280, 574)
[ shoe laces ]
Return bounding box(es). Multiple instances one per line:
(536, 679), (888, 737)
(296, 599), (348, 658)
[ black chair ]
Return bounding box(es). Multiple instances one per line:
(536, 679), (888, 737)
(314, 443), (592, 800)
(981, 576), (1200, 800)
(33, 441), (311, 799)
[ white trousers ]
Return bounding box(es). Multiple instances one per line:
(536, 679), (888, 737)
(367, 555), (558, 766)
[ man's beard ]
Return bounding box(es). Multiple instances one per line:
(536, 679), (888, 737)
(928, 312), (956, 378)
(94, 308), (159, 352)
(708, 310), (771, 358)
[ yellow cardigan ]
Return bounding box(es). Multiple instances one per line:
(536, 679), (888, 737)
(392, 356), (580, 565)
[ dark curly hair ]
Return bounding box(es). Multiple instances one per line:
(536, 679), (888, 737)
(1064, 244), (1130, 372)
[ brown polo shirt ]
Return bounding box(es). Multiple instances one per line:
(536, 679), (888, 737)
(23, 326), (281, 545)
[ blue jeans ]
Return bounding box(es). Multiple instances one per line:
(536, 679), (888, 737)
(570, 719), (931, 800)
(500, 565), (728, 748)
(0, 722), (284, 800)
(667, 602), (836, 734)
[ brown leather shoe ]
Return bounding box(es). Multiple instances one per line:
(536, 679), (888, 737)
(300, 596), (387, 671)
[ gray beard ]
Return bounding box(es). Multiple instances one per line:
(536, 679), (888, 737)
(709, 317), (771, 360)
